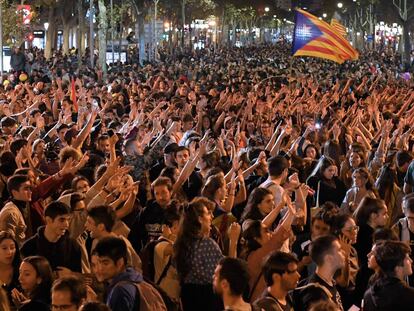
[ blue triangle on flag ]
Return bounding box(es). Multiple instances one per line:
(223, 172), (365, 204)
(292, 11), (324, 54)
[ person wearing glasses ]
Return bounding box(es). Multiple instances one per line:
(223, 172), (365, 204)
(51, 276), (86, 311)
(331, 214), (359, 310)
(253, 251), (300, 311)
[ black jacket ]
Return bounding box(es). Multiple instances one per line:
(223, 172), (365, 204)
(364, 276), (414, 311)
(20, 226), (82, 272)
(10, 51), (26, 72)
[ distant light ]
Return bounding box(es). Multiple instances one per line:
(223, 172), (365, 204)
(337, 2), (343, 8)
(44, 22), (49, 31)
(322, 13), (327, 18)
(265, 7), (270, 12)
(303, 7), (307, 10)
(356, 32), (361, 36)
(273, 15), (277, 18)
(318, 17), (322, 20)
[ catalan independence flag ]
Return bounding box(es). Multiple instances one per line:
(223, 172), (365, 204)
(292, 8), (358, 64)
(331, 19), (347, 38)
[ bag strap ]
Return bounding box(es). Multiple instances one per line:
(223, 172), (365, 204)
(156, 255), (172, 285)
(262, 180), (275, 189)
(296, 282), (333, 300)
(260, 296), (285, 311)
(316, 181), (321, 209)
(248, 271), (262, 301)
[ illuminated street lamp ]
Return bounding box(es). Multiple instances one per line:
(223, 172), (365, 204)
(322, 13), (327, 18)
(44, 22), (49, 49)
(337, 2), (343, 8)
(265, 7), (270, 12)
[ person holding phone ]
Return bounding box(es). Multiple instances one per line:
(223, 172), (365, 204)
(331, 214), (359, 310)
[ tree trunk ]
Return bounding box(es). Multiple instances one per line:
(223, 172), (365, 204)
(98, 0), (108, 75)
(402, 19), (411, 69)
(45, 7), (55, 60)
(220, 6), (225, 47)
(62, 18), (70, 54)
(77, 0), (85, 59)
(181, 0), (185, 47)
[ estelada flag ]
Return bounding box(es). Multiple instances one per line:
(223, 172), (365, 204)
(292, 8), (358, 64)
(331, 18), (347, 38)
(70, 77), (78, 112)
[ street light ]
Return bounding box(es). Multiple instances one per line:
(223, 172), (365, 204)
(265, 7), (269, 12)
(44, 22), (49, 50)
(322, 13), (327, 18)
(337, 2), (343, 8)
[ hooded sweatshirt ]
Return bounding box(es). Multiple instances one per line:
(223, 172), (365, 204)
(106, 267), (143, 311)
(363, 276), (414, 311)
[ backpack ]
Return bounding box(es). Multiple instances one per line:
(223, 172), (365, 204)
(128, 280), (168, 311)
(121, 278), (181, 311)
(292, 281), (335, 311)
(140, 237), (169, 282)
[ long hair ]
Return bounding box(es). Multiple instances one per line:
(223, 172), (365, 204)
(0, 231), (21, 272)
(375, 165), (397, 204)
(307, 155), (336, 182)
(353, 197), (386, 226)
(240, 220), (263, 260)
(173, 197), (213, 281)
(353, 167), (378, 196)
(22, 256), (53, 302)
(323, 140), (342, 168)
(0, 288), (10, 311)
(240, 188), (272, 223)
(201, 174), (225, 201)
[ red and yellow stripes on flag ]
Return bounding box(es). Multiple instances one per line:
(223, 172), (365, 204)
(70, 77), (78, 112)
(293, 9), (358, 64)
(331, 19), (347, 37)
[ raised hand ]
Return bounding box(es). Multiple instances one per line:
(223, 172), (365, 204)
(227, 222), (241, 242)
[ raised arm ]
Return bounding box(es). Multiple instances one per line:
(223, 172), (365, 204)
(71, 109), (98, 150)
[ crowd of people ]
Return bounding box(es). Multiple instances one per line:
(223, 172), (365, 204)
(0, 41), (413, 311)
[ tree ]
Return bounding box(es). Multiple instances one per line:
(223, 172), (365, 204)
(97, 0), (108, 74)
(392, 0), (414, 67)
(1, 1), (38, 48)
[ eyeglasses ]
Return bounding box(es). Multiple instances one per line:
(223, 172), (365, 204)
(343, 225), (359, 232)
(51, 304), (75, 310)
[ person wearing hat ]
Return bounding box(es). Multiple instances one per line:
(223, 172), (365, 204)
(149, 142), (178, 182)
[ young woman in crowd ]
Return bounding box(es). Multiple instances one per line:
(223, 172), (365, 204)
(331, 214), (359, 310)
(307, 156), (347, 207)
(341, 167), (377, 215)
(174, 197), (240, 311)
(0, 232), (21, 304)
(353, 197), (389, 306)
(13, 256), (53, 311)
(240, 197), (295, 301)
